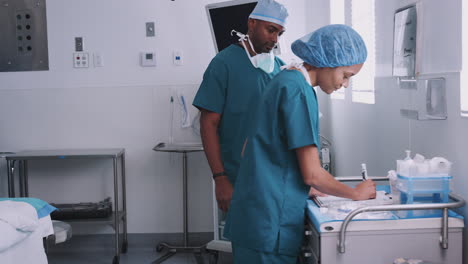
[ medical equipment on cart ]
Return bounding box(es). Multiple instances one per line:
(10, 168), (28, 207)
(302, 178), (465, 264)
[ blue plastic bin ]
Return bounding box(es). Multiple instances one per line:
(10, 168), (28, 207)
(396, 174), (452, 218)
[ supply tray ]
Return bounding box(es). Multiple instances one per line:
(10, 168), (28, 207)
(50, 197), (112, 220)
(396, 174), (452, 194)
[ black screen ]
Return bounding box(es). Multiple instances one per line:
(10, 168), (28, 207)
(208, 2), (257, 52)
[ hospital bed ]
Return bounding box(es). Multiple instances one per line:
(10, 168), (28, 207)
(301, 177), (465, 264)
(0, 198), (57, 264)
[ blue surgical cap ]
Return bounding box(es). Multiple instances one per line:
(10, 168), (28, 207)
(249, 0), (288, 27)
(291, 24), (367, 68)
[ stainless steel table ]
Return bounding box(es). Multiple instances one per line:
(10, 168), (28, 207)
(152, 142), (206, 264)
(6, 148), (128, 264)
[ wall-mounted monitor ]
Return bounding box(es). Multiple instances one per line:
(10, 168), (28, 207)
(206, 0), (258, 53)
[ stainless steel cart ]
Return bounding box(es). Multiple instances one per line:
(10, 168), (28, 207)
(6, 148), (128, 264)
(302, 177), (465, 264)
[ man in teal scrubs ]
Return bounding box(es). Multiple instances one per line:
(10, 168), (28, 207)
(225, 25), (377, 263)
(193, 0), (289, 212)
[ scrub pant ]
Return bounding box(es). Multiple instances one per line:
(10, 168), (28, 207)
(232, 243), (297, 264)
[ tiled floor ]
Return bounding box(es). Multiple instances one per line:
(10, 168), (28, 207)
(47, 233), (233, 264)
(48, 250), (233, 264)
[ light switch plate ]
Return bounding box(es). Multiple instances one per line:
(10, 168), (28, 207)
(94, 53), (103, 67)
(75, 37), (83, 52)
(146, 22), (155, 37)
(173, 50), (183, 66)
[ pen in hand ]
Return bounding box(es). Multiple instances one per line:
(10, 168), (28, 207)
(361, 163), (368, 181)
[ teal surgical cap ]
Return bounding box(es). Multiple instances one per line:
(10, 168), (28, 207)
(249, 0), (288, 27)
(291, 24), (367, 68)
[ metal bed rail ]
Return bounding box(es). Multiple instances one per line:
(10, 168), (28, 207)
(337, 193), (465, 253)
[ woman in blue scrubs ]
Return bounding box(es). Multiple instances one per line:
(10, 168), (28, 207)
(224, 24), (377, 264)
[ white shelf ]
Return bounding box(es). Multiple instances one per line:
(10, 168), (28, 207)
(206, 239), (232, 253)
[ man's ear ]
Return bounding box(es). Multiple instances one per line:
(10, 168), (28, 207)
(247, 19), (256, 33)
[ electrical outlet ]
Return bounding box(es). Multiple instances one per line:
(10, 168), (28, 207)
(73, 52), (89, 68)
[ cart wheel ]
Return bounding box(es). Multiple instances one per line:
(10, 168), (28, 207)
(121, 240), (128, 254)
(156, 243), (165, 252)
(208, 250), (219, 264)
(112, 255), (119, 264)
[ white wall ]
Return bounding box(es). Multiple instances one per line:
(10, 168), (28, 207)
(0, 0), (324, 234)
(304, 0), (333, 140)
(325, 0), (468, 262)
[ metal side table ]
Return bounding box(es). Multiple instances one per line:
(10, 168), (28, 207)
(6, 148), (128, 264)
(152, 142), (206, 264)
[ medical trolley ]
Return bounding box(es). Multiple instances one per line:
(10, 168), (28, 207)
(6, 148), (128, 264)
(301, 177), (465, 264)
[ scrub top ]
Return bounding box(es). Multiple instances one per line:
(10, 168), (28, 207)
(193, 44), (284, 184)
(224, 69), (321, 256)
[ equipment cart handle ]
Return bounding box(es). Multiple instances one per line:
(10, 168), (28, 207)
(337, 192), (465, 253)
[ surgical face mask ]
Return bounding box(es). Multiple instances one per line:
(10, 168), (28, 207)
(231, 30), (275, 74)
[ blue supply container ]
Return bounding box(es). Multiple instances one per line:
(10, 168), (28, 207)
(396, 174), (452, 218)
(396, 174), (452, 202)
